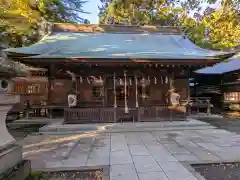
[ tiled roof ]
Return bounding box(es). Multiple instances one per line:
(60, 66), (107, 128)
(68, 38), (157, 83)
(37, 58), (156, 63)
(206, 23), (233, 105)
(5, 24), (233, 60)
(196, 53), (240, 74)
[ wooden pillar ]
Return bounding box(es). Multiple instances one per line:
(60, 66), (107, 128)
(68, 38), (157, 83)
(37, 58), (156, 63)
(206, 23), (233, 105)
(104, 76), (107, 107)
(135, 73), (140, 122)
(124, 70), (129, 113)
(194, 78), (197, 97)
(113, 73), (117, 108)
(168, 72), (174, 121)
(47, 64), (54, 105)
(135, 74), (139, 108)
(113, 72), (117, 122)
(76, 76), (82, 107)
(169, 73), (174, 91)
(47, 64), (54, 118)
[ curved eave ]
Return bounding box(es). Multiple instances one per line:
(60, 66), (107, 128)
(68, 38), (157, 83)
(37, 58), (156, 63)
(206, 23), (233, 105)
(6, 51), (39, 58)
(6, 51), (235, 60)
(12, 56), (223, 68)
(196, 91), (222, 95)
(196, 55), (240, 75)
(23, 55), (220, 60)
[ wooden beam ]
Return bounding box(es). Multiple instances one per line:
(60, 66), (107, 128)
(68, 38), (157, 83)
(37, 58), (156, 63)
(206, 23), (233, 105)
(47, 64), (54, 105)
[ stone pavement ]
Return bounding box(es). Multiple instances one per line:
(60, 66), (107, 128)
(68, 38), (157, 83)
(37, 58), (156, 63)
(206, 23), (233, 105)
(18, 128), (240, 180)
(199, 117), (240, 134)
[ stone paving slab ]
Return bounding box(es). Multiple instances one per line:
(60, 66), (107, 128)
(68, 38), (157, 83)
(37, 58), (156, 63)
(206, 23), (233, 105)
(129, 145), (150, 156)
(110, 150), (132, 165)
(192, 152), (221, 162)
(158, 161), (186, 172)
(173, 154), (199, 162)
(138, 171), (168, 180)
(18, 125), (240, 180)
(166, 171), (198, 180)
(111, 164), (138, 180)
(132, 155), (162, 173)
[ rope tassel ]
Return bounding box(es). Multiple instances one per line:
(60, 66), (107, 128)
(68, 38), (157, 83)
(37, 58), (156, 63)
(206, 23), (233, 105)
(154, 77), (157, 84)
(147, 76), (150, 83)
(87, 77), (90, 84)
(165, 76), (168, 84)
(129, 78), (132, 86)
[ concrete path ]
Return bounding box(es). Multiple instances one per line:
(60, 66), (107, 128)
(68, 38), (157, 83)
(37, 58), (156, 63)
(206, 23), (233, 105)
(18, 126), (240, 180)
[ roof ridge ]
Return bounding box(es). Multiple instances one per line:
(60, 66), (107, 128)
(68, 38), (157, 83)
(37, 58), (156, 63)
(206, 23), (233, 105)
(52, 23), (182, 34)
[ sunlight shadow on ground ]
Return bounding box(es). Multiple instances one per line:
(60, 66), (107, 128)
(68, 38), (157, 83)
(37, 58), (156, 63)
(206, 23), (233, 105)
(23, 147), (58, 157)
(22, 130), (102, 157)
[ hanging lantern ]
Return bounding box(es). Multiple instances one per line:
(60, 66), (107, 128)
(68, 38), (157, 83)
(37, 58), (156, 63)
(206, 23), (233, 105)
(80, 76), (83, 83)
(117, 78), (124, 86)
(87, 77), (91, 84)
(147, 76), (150, 83)
(140, 77), (149, 99)
(140, 77), (150, 87)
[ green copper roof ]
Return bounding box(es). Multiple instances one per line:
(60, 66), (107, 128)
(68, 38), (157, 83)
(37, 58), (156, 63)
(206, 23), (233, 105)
(5, 32), (233, 60)
(196, 53), (240, 74)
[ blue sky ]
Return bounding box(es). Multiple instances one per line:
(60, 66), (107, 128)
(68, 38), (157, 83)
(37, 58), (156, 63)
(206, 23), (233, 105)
(82, 0), (101, 24)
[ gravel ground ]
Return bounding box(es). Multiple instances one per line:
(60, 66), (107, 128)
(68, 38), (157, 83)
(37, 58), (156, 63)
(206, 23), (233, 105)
(193, 163), (240, 180)
(27, 170), (103, 180)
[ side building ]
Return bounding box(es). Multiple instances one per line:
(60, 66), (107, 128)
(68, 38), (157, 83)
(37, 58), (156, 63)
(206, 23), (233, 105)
(8, 67), (48, 119)
(194, 53), (240, 114)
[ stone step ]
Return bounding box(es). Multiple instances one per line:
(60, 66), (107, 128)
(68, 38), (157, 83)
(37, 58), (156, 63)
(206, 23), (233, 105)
(39, 119), (216, 135)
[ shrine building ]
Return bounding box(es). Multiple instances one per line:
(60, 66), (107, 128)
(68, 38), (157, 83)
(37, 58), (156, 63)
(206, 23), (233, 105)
(4, 24), (235, 123)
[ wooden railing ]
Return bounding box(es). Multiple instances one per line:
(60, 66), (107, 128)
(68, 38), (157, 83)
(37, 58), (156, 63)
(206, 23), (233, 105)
(64, 106), (188, 124)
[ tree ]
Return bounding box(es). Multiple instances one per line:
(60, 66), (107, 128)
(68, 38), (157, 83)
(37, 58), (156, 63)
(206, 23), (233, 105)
(182, 0), (240, 49)
(36, 0), (89, 23)
(98, 0), (220, 25)
(0, 0), (89, 47)
(99, 0), (240, 50)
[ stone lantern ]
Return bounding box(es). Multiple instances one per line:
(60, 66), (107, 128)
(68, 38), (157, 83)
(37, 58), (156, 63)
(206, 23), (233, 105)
(0, 67), (30, 179)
